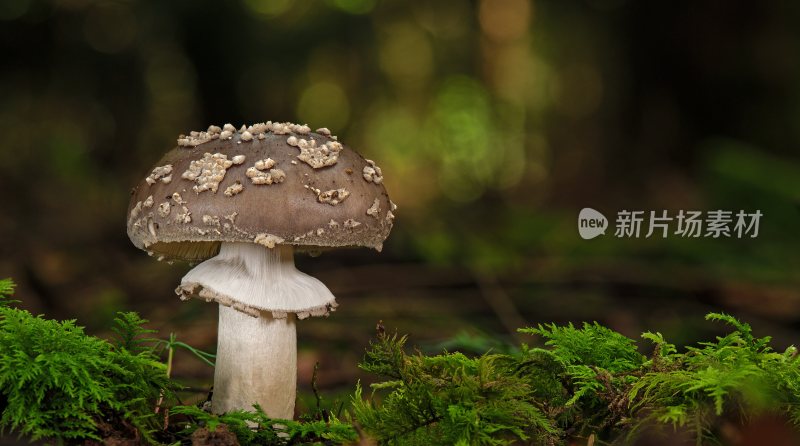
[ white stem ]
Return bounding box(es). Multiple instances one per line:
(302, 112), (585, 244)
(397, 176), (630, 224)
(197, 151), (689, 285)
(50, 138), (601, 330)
(213, 305), (296, 418)
(177, 242), (337, 418)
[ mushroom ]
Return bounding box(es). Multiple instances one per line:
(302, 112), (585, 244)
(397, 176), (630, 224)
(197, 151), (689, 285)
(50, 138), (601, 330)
(126, 122), (394, 418)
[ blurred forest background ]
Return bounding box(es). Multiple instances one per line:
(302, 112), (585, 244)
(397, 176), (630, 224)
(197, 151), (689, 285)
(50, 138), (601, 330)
(1, 0), (799, 413)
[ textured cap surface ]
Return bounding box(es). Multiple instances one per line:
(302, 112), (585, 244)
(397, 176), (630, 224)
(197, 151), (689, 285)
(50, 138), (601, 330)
(127, 123), (395, 261)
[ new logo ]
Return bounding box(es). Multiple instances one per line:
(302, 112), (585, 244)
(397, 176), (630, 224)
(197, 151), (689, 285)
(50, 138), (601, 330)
(578, 208), (608, 239)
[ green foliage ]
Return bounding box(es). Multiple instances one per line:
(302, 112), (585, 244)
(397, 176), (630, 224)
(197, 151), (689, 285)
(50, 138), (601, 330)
(353, 333), (559, 445)
(156, 332), (216, 368)
(2, 276), (799, 446)
(0, 279), (354, 446)
(521, 321), (644, 410)
(0, 278), (15, 306)
(112, 311), (158, 353)
(355, 314), (800, 445)
(171, 404), (358, 445)
(520, 321), (645, 372)
(628, 312), (800, 443)
(0, 280), (174, 442)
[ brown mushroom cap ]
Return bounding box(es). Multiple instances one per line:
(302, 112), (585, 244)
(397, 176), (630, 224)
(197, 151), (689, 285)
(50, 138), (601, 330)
(127, 124), (394, 262)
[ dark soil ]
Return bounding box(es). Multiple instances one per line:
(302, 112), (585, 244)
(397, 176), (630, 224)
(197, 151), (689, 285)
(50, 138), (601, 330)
(190, 425), (239, 446)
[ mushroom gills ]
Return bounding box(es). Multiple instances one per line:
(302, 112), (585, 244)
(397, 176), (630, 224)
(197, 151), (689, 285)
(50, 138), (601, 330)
(177, 242), (337, 318)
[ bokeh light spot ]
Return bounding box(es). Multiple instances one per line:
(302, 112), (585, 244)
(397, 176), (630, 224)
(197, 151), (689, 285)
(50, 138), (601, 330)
(379, 23), (433, 89)
(141, 46), (199, 152)
(479, 0), (531, 42)
(364, 104), (438, 210)
(83, 3), (138, 54)
(427, 76), (494, 202)
(296, 81), (350, 131)
(47, 120), (89, 182)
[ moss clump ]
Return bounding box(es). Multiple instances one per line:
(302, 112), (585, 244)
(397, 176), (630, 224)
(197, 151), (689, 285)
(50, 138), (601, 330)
(171, 404), (358, 445)
(2, 277), (799, 445)
(0, 279), (173, 442)
(354, 314), (800, 445)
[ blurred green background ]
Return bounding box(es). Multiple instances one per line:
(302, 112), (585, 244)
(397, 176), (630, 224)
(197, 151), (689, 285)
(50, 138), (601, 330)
(1, 0), (799, 410)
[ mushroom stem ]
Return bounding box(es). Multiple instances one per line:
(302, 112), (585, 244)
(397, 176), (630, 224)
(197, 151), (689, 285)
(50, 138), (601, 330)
(214, 305), (296, 418)
(177, 242), (336, 419)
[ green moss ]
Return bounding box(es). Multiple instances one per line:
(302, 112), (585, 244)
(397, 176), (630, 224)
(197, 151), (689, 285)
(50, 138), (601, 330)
(171, 404), (358, 445)
(354, 313), (800, 445)
(0, 280), (173, 442)
(1, 278), (799, 445)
